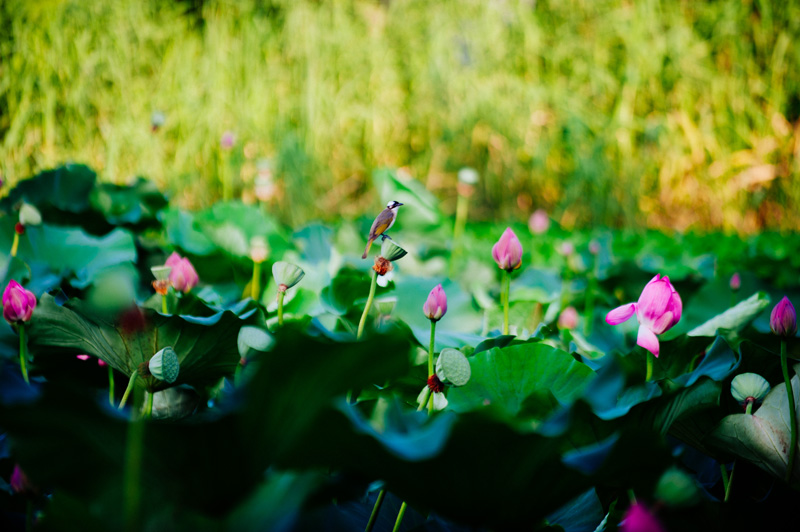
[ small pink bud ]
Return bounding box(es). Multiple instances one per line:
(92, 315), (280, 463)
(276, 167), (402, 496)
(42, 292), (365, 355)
(528, 209), (550, 234)
(2, 280), (37, 324)
(76, 354), (90, 361)
(492, 228), (523, 271)
(620, 503), (666, 532)
(165, 252), (199, 293)
(559, 241), (575, 256)
(98, 359), (107, 367)
(558, 306), (579, 330)
(221, 131), (236, 150)
(423, 284), (447, 322)
(729, 273), (741, 291)
(770, 296), (796, 338)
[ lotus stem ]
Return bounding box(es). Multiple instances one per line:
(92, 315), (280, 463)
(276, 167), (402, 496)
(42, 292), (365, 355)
(584, 276), (596, 336)
(11, 232), (20, 257)
(391, 502), (407, 532)
(719, 463), (729, 497)
(357, 270), (378, 340)
(143, 391), (154, 419)
(161, 294), (168, 314)
(725, 462), (736, 502)
(502, 270), (510, 335)
(428, 320), (436, 414)
(364, 490), (386, 532)
(645, 353), (653, 382)
(277, 291), (285, 326)
(123, 394), (145, 532)
(18, 325), (29, 384)
(119, 373), (138, 410)
(781, 340), (797, 483)
(108, 365), (115, 407)
(251, 260), (262, 301)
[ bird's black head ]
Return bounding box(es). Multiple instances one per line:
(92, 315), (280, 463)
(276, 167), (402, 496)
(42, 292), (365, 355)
(387, 200), (404, 209)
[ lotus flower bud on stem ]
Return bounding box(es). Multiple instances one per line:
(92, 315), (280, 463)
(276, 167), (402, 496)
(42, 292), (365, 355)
(165, 253), (199, 294)
(422, 284), (448, 413)
(3, 280), (37, 384)
(772, 295), (798, 482)
(492, 228), (522, 335)
(729, 272), (741, 291)
(619, 502), (666, 532)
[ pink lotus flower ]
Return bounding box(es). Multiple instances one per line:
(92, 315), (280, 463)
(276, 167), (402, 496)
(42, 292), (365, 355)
(558, 306), (579, 330)
(165, 252), (199, 293)
(492, 228), (522, 271)
(606, 274), (682, 358)
(528, 209), (550, 234)
(423, 284), (447, 322)
(620, 503), (666, 532)
(3, 280), (36, 324)
(770, 296), (796, 338)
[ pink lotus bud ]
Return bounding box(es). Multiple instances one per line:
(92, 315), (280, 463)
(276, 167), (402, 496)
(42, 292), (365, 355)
(620, 503), (666, 532)
(98, 359), (107, 367)
(528, 209), (550, 234)
(559, 241), (575, 256)
(492, 228), (523, 272)
(165, 252), (199, 293)
(606, 274), (682, 358)
(76, 354), (90, 361)
(729, 273), (741, 291)
(770, 296), (796, 338)
(558, 306), (579, 330)
(221, 131), (236, 150)
(2, 280), (37, 324)
(423, 284), (447, 322)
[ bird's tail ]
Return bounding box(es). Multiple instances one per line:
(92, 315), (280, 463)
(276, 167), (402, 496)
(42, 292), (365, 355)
(362, 239), (373, 259)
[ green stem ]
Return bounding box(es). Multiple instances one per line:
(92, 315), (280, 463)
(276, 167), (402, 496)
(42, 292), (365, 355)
(143, 391), (154, 419)
(781, 340), (797, 483)
(118, 373), (138, 410)
(251, 261), (262, 301)
(277, 290), (286, 326)
(428, 319), (436, 414)
(108, 365), (115, 407)
(357, 270), (379, 340)
(584, 276), (595, 336)
(725, 461), (736, 502)
(18, 325), (29, 384)
(11, 232), (20, 257)
(124, 388), (145, 532)
(645, 352), (653, 382)
(392, 502), (408, 532)
(418, 386), (432, 412)
(161, 294), (168, 314)
(364, 489), (386, 532)
(502, 270), (510, 335)
(25, 499), (33, 532)
(719, 463), (730, 496)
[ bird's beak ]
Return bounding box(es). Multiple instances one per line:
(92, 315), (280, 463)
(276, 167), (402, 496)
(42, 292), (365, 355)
(396, 202), (404, 206)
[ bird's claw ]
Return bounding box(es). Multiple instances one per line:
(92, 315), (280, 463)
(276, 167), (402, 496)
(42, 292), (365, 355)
(380, 234), (393, 242)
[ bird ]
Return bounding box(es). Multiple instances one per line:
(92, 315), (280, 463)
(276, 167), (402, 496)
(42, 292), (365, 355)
(362, 200), (404, 259)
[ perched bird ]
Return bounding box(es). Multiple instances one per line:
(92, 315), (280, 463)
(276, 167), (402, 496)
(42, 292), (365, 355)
(362, 200), (404, 259)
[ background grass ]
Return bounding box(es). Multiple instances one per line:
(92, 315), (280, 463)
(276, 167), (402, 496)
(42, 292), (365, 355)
(1, 0), (799, 231)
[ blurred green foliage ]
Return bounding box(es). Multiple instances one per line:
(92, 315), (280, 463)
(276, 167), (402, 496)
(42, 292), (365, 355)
(1, 0), (799, 230)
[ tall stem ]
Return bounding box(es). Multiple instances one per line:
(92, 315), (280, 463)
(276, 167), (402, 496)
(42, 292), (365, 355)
(364, 490), (386, 532)
(781, 340), (797, 483)
(277, 291), (286, 326)
(357, 270), (378, 340)
(251, 261), (262, 301)
(161, 294), (168, 314)
(11, 232), (20, 257)
(143, 392), (154, 419)
(119, 373), (138, 410)
(502, 270), (510, 335)
(124, 387), (145, 532)
(428, 320), (436, 414)
(584, 276), (595, 336)
(108, 365), (115, 407)
(392, 502), (408, 532)
(18, 325), (29, 384)
(645, 353), (653, 382)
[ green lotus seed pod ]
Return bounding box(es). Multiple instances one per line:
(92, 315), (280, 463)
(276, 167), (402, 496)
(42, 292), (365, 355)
(149, 346), (180, 384)
(654, 467), (700, 507)
(19, 203), (42, 226)
(435, 348), (471, 387)
(272, 261), (305, 290)
(380, 239), (408, 262)
(375, 296), (397, 316)
(151, 265), (172, 282)
(731, 373), (771, 405)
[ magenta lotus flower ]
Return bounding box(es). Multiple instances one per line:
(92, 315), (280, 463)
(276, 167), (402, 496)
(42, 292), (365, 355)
(165, 252), (199, 293)
(770, 296), (796, 338)
(3, 280), (36, 324)
(492, 228), (522, 271)
(606, 274), (682, 357)
(423, 284), (447, 322)
(620, 503), (666, 532)
(729, 272), (741, 291)
(528, 209), (550, 234)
